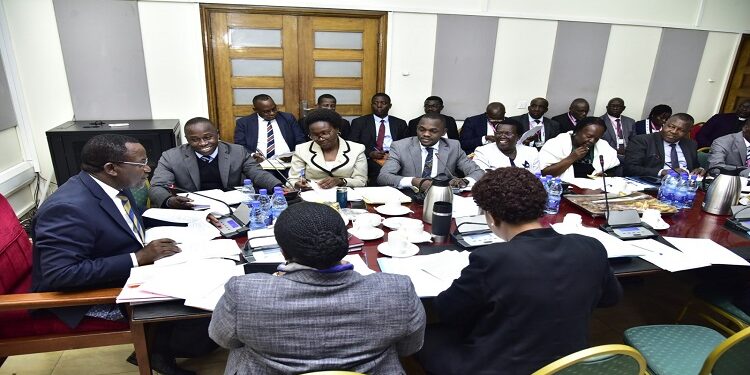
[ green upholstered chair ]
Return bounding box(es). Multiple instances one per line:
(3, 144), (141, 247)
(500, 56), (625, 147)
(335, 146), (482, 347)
(676, 284), (750, 336)
(624, 325), (750, 375)
(531, 344), (646, 375)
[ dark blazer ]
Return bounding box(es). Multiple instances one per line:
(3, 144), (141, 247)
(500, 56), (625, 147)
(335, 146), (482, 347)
(634, 119), (651, 136)
(234, 112), (306, 154)
(459, 113), (491, 154)
(408, 114), (460, 140)
(551, 113), (577, 133)
(623, 133), (699, 176)
(510, 114), (561, 143)
(696, 112), (746, 149)
(149, 141), (282, 207)
(300, 116), (351, 140)
(600, 114), (636, 150)
(32, 172), (142, 327)
(420, 228), (622, 375)
(348, 114), (408, 182)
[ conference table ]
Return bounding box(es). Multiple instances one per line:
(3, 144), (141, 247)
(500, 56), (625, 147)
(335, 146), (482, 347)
(128, 189), (750, 374)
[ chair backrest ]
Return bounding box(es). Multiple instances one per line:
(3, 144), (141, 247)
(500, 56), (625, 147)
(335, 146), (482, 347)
(700, 326), (750, 375)
(531, 344), (646, 375)
(0, 193), (32, 295)
(691, 122), (705, 140)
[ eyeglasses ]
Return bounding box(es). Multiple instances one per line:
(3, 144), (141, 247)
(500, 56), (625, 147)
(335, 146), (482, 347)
(113, 159), (149, 168)
(309, 130), (337, 141)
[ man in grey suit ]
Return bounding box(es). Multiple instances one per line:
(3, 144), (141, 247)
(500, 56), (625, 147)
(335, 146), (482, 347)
(149, 117), (282, 208)
(209, 202), (426, 374)
(378, 113), (484, 190)
(708, 118), (750, 177)
(599, 97), (635, 156)
(511, 97), (561, 148)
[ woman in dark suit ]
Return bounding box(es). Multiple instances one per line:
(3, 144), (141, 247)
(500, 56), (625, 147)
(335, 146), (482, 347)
(288, 109), (368, 189)
(634, 104), (672, 136)
(418, 167), (623, 375)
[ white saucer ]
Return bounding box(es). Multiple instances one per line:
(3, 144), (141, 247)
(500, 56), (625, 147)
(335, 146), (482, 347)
(348, 227), (384, 241)
(374, 204), (412, 216)
(382, 217), (423, 230)
(377, 242), (419, 258)
(407, 231), (433, 243)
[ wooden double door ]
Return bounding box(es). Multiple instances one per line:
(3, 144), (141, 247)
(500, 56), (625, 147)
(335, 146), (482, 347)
(202, 6), (387, 141)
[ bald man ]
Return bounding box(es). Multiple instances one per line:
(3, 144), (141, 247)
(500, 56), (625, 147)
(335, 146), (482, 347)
(552, 98), (590, 133)
(510, 97), (560, 148)
(459, 102), (506, 154)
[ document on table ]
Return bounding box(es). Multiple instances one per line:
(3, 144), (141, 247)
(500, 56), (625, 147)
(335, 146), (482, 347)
(183, 264), (246, 311)
(452, 194), (480, 218)
(662, 237), (750, 267)
(551, 223), (648, 258)
(177, 191), (230, 215)
(140, 258), (240, 301)
(153, 239), (241, 266)
(378, 250), (470, 297)
(353, 186), (411, 204)
(192, 189), (246, 205)
(301, 186), (362, 203)
(260, 157), (292, 170)
(144, 219), (220, 243)
(629, 239), (712, 272)
(142, 208), (211, 224)
(116, 265), (176, 304)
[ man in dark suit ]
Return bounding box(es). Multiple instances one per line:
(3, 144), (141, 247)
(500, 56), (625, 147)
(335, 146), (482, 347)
(696, 100), (750, 148)
(551, 98), (590, 133)
(407, 96), (459, 139)
(624, 113), (705, 177)
(234, 94), (306, 161)
(149, 117), (282, 208)
(378, 113), (483, 190)
(32, 134), (215, 375)
(600, 97), (635, 156)
(348, 92), (408, 184)
(298, 93), (352, 139)
(707, 119), (750, 177)
(511, 97), (560, 148)
(459, 102), (506, 154)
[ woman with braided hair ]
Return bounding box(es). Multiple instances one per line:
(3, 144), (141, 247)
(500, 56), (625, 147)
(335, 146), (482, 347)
(209, 202), (425, 374)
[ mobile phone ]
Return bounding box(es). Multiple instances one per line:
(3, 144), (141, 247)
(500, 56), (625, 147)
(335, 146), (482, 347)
(350, 200), (366, 210)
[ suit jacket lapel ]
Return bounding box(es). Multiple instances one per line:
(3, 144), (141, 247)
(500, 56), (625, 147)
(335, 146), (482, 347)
(734, 133), (746, 165)
(654, 133), (666, 165)
(217, 142), (231, 188)
(438, 140), (451, 175)
(248, 115), (260, 152)
(276, 113), (291, 149)
(388, 116), (399, 139)
(411, 138), (422, 175)
(308, 141), (330, 176)
(368, 116), (377, 145)
(329, 138), (351, 173)
(80, 172), (140, 243)
(183, 147), (201, 189)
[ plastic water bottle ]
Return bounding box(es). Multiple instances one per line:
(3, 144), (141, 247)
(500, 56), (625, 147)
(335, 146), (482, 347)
(545, 178), (563, 214)
(241, 179), (254, 204)
(271, 186), (288, 219)
(673, 173), (688, 209)
(658, 171), (678, 205)
(258, 189), (272, 224)
(683, 175), (699, 208)
(248, 201), (266, 230)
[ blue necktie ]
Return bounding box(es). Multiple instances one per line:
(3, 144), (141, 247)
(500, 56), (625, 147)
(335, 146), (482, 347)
(266, 120), (275, 158)
(422, 148), (434, 178)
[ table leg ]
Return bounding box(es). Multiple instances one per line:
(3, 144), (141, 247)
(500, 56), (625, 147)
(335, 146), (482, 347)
(131, 321), (152, 375)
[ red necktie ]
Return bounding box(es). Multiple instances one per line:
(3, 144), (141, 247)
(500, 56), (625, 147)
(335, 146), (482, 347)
(615, 118), (623, 139)
(375, 119), (386, 151)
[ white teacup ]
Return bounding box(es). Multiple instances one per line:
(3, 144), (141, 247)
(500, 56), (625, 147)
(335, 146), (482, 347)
(353, 216), (375, 232)
(641, 209), (662, 225)
(563, 213), (582, 227)
(387, 230), (409, 255)
(402, 221), (424, 241)
(608, 179), (627, 194)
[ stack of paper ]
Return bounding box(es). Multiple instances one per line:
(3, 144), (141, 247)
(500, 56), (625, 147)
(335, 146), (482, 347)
(452, 195), (481, 218)
(153, 239), (241, 266)
(144, 220), (220, 243)
(353, 186), (411, 204)
(628, 239), (711, 272)
(662, 237), (750, 267)
(551, 223), (649, 258)
(378, 250), (470, 297)
(300, 186), (363, 203)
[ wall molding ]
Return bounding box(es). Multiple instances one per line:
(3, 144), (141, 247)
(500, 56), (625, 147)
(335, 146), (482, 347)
(0, 161), (35, 197)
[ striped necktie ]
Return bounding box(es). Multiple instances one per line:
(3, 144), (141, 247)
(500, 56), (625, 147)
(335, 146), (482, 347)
(422, 147), (434, 178)
(200, 155), (212, 163)
(746, 146), (750, 168)
(266, 120), (275, 158)
(116, 192), (144, 243)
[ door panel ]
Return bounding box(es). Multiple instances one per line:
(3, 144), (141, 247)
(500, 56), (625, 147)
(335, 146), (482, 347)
(203, 6), (387, 142)
(723, 34), (750, 112)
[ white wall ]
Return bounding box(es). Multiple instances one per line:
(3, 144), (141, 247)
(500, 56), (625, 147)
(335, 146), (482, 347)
(688, 32), (741, 121)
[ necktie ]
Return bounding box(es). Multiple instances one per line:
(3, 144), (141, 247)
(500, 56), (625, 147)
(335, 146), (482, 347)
(509, 157), (516, 167)
(670, 144), (679, 169)
(375, 119), (386, 151)
(116, 192), (144, 243)
(200, 156), (212, 163)
(615, 118), (623, 139)
(746, 146), (750, 168)
(534, 119), (543, 142)
(266, 120), (275, 158)
(534, 119), (541, 125)
(422, 147), (434, 178)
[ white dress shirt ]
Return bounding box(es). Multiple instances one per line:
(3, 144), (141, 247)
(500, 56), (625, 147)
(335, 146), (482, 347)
(473, 143), (540, 174)
(194, 147), (219, 162)
(374, 115), (393, 151)
(89, 174), (141, 267)
(257, 114), (291, 157)
(528, 114), (546, 142)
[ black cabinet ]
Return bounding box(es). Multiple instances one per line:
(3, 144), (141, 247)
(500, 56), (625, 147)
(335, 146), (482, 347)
(46, 119), (181, 184)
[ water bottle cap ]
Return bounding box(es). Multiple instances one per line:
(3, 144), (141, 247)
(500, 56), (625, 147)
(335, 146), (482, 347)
(690, 175), (698, 180)
(259, 189), (267, 195)
(244, 179), (251, 184)
(251, 200), (260, 207)
(274, 186), (283, 192)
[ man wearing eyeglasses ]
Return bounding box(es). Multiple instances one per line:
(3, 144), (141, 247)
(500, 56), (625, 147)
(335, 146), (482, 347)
(32, 134), (216, 375)
(459, 102), (506, 154)
(149, 117), (282, 209)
